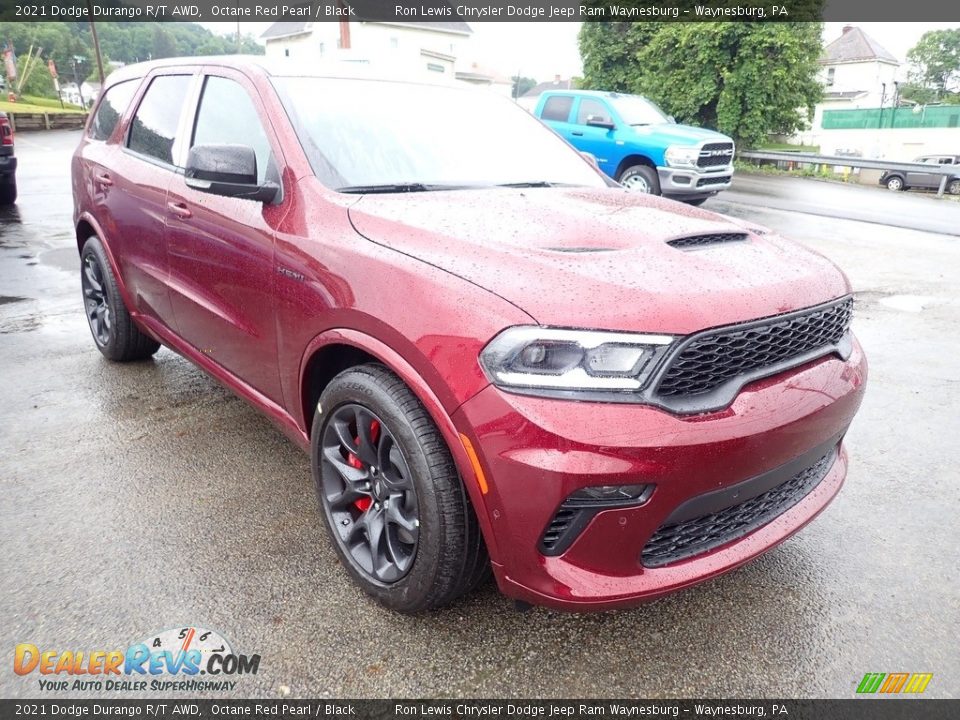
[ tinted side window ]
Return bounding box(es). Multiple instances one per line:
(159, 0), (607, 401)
(128, 75), (192, 165)
(192, 76), (273, 184)
(89, 80), (137, 141)
(541, 96), (573, 122)
(577, 99), (611, 125)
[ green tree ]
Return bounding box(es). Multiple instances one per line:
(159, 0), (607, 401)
(579, 22), (824, 148)
(14, 53), (57, 98)
(511, 75), (537, 98)
(906, 28), (960, 98)
(151, 26), (178, 59)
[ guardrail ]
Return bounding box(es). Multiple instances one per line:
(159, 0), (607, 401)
(5, 112), (88, 132)
(739, 150), (957, 197)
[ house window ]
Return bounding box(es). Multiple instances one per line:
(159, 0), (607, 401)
(284, 49), (290, 58)
(318, 42), (325, 56)
(390, 37), (399, 49)
(826, 68), (835, 87)
(427, 63), (446, 73)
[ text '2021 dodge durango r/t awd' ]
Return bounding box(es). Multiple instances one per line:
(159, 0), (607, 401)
(72, 58), (866, 613)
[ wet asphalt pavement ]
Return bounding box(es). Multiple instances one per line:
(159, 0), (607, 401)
(1, 130), (958, 699)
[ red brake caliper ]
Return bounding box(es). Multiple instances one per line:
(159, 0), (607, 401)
(350, 420), (380, 513)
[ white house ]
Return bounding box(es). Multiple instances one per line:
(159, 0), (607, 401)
(261, 21), (472, 79)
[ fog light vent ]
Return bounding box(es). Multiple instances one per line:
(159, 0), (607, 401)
(539, 484), (654, 556)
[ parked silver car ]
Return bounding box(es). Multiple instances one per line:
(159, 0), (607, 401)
(880, 154), (960, 194)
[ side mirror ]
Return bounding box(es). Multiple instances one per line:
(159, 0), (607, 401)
(580, 151), (600, 169)
(185, 144), (279, 204)
(586, 115), (616, 130)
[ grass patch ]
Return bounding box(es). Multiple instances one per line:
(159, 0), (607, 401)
(735, 160), (856, 182)
(20, 95), (86, 111)
(0, 97), (86, 114)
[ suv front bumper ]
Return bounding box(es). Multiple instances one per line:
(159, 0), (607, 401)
(454, 337), (866, 611)
(658, 164), (732, 198)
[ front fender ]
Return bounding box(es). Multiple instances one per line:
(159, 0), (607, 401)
(298, 328), (500, 562)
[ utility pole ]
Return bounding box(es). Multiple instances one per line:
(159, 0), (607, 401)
(86, 1), (105, 85)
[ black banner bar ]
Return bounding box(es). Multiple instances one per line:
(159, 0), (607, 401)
(0, 700), (958, 720)
(1, 0), (960, 23)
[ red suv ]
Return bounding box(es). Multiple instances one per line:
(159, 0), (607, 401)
(72, 58), (866, 612)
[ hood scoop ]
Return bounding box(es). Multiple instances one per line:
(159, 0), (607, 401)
(667, 233), (750, 250)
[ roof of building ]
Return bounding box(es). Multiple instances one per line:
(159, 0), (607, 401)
(821, 26), (898, 65)
(823, 90), (869, 100)
(521, 78), (576, 98)
(261, 22), (310, 40)
(261, 20), (472, 41)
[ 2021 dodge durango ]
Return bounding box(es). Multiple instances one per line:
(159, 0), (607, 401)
(72, 57), (867, 612)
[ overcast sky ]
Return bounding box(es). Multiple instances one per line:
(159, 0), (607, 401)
(204, 22), (958, 80)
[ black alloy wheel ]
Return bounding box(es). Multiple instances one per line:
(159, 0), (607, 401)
(319, 403), (420, 583)
(82, 252), (112, 347)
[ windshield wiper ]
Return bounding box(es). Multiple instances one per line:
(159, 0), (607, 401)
(496, 181), (559, 188)
(336, 183), (469, 194)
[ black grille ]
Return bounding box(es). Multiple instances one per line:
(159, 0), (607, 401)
(698, 142), (734, 168)
(655, 298), (853, 398)
(641, 450), (836, 568)
(541, 508), (578, 553)
(667, 233), (748, 250)
(697, 175), (731, 188)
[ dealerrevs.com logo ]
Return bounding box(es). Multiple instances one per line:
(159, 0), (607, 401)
(14, 626), (260, 692)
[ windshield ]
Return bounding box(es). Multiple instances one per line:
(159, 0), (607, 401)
(609, 94), (671, 126)
(272, 77), (607, 192)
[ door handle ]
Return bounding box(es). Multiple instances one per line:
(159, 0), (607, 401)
(572, 131), (584, 136)
(167, 202), (192, 219)
(94, 172), (113, 187)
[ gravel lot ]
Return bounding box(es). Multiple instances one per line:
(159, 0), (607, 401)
(1, 130), (957, 699)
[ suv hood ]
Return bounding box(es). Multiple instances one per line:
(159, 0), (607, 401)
(348, 187), (848, 334)
(633, 123), (731, 146)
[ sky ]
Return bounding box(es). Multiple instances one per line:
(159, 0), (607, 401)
(203, 22), (958, 81)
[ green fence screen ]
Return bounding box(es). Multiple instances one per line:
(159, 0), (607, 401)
(822, 105), (960, 130)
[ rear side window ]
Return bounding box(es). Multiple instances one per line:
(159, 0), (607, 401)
(541, 96), (573, 122)
(128, 75), (192, 166)
(192, 76), (274, 184)
(89, 80), (137, 142)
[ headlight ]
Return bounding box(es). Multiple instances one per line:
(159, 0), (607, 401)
(664, 144), (700, 168)
(479, 327), (674, 395)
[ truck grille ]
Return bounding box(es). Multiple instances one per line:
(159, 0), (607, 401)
(641, 449), (836, 568)
(697, 175), (731, 188)
(698, 142), (734, 168)
(654, 297), (853, 399)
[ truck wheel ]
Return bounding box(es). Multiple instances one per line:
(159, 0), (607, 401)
(0, 178), (15, 206)
(948, 179), (960, 195)
(618, 165), (660, 195)
(311, 364), (489, 613)
(885, 176), (904, 191)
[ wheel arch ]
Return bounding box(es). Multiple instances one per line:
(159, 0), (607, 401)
(75, 212), (138, 315)
(298, 329), (501, 560)
(614, 153), (657, 180)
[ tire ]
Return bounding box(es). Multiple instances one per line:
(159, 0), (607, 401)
(948, 179), (960, 196)
(80, 236), (160, 361)
(885, 175), (904, 191)
(0, 177), (15, 206)
(618, 164), (660, 194)
(311, 364), (489, 613)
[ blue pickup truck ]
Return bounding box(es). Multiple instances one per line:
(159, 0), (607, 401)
(533, 90), (734, 205)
